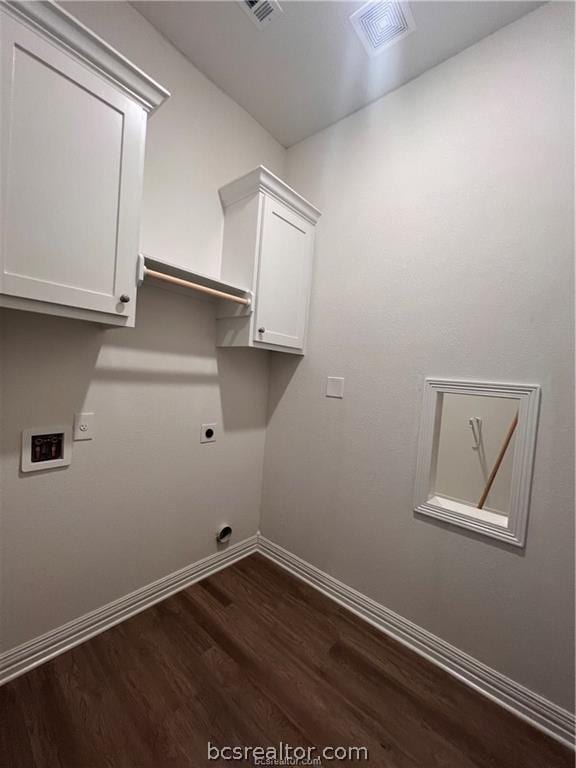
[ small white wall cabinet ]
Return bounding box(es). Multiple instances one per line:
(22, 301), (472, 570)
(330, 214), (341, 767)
(0, 1), (169, 327)
(216, 166), (321, 355)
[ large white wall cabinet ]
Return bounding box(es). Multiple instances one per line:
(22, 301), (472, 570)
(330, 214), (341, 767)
(217, 167), (321, 355)
(0, 1), (169, 327)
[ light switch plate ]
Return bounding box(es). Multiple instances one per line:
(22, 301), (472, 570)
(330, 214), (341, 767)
(73, 412), (95, 441)
(326, 377), (345, 398)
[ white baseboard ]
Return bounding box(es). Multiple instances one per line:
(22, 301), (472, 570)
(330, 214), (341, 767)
(257, 535), (575, 749)
(1, 531), (573, 750)
(0, 534), (258, 687)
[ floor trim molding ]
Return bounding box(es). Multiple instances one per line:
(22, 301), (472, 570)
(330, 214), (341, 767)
(258, 535), (575, 749)
(0, 534), (258, 687)
(1, 532), (573, 749)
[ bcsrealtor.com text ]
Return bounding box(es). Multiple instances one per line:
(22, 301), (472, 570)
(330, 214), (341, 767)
(208, 742), (369, 765)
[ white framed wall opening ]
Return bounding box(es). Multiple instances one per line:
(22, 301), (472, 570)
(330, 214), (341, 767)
(414, 379), (541, 547)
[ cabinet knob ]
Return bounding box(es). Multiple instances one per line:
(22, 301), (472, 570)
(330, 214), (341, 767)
(258, 327), (265, 334)
(119, 294), (130, 303)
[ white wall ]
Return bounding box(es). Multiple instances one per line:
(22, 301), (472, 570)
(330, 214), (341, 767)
(0, 1), (285, 651)
(1, 0), (573, 718)
(263, 2), (574, 711)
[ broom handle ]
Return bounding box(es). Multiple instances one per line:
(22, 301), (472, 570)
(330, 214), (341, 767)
(477, 411), (519, 509)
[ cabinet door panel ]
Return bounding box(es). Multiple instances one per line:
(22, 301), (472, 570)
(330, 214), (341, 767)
(254, 198), (313, 350)
(0, 14), (145, 321)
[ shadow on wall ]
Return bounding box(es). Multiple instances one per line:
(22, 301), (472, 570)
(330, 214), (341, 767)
(265, 353), (302, 423)
(0, 285), (223, 475)
(0, 284), (274, 470)
(217, 347), (271, 432)
(0, 307), (104, 465)
(92, 285), (219, 386)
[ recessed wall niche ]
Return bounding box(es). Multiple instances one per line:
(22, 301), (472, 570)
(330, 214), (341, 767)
(413, 379), (540, 547)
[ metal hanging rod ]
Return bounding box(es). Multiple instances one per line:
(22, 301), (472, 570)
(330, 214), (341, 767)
(137, 254), (251, 306)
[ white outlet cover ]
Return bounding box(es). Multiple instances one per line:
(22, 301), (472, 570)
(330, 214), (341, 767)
(326, 377), (345, 398)
(201, 423), (217, 443)
(73, 412), (95, 441)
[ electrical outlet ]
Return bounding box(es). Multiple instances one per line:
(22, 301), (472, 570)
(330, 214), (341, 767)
(74, 412), (95, 441)
(200, 423), (217, 443)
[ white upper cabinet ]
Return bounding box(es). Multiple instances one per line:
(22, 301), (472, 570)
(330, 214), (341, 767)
(217, 167), (321, 355)
(0, 2), (169, 326)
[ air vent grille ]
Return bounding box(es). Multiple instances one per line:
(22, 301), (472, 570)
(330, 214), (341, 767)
(350, 1), (415, 57)
(239, 0), (283, 29)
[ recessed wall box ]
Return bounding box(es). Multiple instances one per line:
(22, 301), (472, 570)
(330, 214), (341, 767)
(21, 425), (72, 473)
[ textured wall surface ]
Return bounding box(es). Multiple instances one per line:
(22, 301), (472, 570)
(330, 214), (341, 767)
(1, 0), (573, 718)
(262, 3), (575, 710)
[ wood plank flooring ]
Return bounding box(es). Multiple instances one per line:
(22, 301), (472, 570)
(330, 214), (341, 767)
(0, 554), (573, 767)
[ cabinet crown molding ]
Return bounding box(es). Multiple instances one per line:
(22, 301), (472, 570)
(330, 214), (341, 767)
(219, 166), (321, 225)
(2, 1), (170, 112)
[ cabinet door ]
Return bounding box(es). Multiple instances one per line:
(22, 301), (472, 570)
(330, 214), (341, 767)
(254, 197), (314, 350)
(0, 13), (146, 323)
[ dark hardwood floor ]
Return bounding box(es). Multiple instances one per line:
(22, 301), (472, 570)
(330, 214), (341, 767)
(0, 554), (573, 767)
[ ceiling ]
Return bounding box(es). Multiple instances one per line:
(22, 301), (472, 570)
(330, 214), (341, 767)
(133, 1), (544, 147)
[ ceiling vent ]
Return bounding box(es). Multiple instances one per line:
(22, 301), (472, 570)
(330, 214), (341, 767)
(350, 1), (415, 57)
(238, 0), (283, 30)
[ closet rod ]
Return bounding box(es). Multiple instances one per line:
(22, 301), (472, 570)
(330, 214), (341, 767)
(144, 267), (251, 306)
